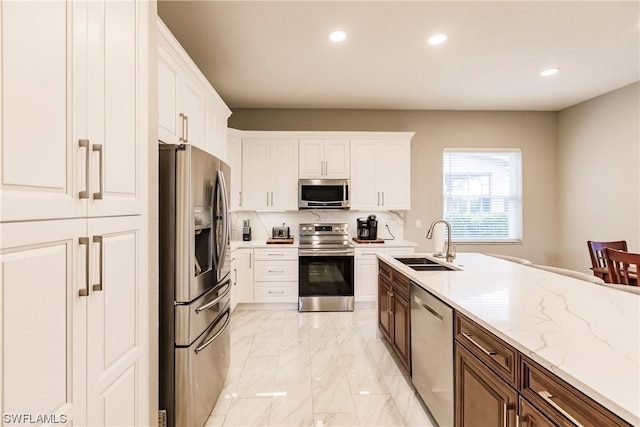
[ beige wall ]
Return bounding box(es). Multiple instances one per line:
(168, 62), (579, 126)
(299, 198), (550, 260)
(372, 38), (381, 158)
(557, 82), (640, 272)
(229, 109), (559, 264)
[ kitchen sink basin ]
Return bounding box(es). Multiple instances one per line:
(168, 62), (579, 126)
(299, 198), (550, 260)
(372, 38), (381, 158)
(408, 264), (456, 271)
(394, 257), (440, 265)
(394, 257), (458, 271)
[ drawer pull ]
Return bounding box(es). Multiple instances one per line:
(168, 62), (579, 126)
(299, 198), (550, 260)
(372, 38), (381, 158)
(267, 253), (285, 256)
(462, 332), (497, 356)
(538, 391), (584, 427)
(268, 269), (285, 273)
(268, 291), (285, 294)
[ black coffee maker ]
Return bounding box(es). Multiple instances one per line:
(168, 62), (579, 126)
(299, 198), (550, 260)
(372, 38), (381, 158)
(357, 215), (378, 240)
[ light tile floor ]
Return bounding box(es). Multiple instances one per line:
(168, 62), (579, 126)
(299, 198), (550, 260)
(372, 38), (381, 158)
(206, 308), (435, 427)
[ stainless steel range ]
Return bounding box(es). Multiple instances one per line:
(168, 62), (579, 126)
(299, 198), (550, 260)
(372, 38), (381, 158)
(298, 223), (355, 312)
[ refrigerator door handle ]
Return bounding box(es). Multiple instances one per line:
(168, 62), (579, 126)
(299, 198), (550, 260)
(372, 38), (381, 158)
(195, 309), (230, 354)
(215, 169), (230, 279)
(195, 282), (230, 314)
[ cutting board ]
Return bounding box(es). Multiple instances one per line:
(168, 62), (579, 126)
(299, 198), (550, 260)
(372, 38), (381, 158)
(266, 238), (294, 244)
(352, 237), (385, 244)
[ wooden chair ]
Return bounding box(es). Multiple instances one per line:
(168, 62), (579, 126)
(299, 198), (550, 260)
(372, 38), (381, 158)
(605, 248), (639, 286)
(587, 240), (627, 283)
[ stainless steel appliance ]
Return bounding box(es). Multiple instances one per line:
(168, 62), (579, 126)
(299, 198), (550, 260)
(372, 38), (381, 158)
(299, 179), (350, 209)
(272, 223), (291, 239)
(357, 214), (378, 240)
(411, 281), (454, 427)
(159, 143), (231, 427)
(298, 223), (354, 311)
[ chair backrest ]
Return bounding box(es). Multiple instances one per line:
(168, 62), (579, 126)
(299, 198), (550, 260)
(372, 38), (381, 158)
(605, 248), (640, 286)
(587, 240), (628, 282)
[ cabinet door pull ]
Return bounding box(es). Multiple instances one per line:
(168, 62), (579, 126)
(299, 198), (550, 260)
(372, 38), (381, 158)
(461, 332), (497, 356)
(184, 114), (189, 143)
(79, 139), (90, 199)
(381, 192), (385, 206)
(414, 295), (444, 322)
(516, 414), (526, 427)
(502, 403), (509, 427)
(249, 253), (252, 268)
(79, 237), (90, 296)
(538, 391), (584, 427)
(179, 113), (187, 142)
(233, 268), (238, 285)
(92, 144), (103, 200)
(92, 235), (103, 291)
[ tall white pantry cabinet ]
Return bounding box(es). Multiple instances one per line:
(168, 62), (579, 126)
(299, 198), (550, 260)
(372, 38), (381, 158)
(1, 1), (149, 426)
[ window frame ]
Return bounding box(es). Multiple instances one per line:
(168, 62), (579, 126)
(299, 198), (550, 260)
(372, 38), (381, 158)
(442, 148), (523, 244)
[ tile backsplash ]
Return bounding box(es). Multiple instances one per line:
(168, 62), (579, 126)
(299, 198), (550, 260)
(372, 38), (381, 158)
(230, 210), (405, 242)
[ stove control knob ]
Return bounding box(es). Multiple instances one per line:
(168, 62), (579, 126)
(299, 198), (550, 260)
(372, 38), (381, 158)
(301, 227), (307, 232)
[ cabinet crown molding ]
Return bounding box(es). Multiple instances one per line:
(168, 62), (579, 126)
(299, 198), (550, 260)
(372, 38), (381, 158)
(228, 129), (415, 141)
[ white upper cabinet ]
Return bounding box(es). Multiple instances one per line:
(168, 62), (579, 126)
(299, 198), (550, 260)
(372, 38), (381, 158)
(242, 138), (298, 211)
(227, 129), (243, 211)
(299, 139), (350, 179)
(157, 18), (231, 159)
(1, 0), (146, 221)
(350, 137), (412, 210)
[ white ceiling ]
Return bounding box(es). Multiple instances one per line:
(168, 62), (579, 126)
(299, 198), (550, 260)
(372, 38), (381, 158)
(158, 1), (640, 111)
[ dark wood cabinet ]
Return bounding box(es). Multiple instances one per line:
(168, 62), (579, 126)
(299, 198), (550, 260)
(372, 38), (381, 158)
(455, 342), (518, 427)
(519, 397), (555, 427)
(520, 356), (631, 427)
(455, 311), (632, 427)
(377, 275), (392, 341)
(392, 292), (410, 368)
(377, 261), (411, 374)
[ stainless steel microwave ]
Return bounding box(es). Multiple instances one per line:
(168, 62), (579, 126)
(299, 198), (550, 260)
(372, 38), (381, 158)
(299, 179), (350, 209)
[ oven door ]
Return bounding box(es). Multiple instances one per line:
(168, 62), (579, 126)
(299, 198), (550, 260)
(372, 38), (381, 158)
(298, 251), (354, 297)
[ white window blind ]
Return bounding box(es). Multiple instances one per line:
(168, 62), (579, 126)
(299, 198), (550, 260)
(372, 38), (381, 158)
(443, 149), (522, 243)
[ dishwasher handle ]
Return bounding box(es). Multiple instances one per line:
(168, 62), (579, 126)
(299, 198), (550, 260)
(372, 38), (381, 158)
(414, 295), (445, 322)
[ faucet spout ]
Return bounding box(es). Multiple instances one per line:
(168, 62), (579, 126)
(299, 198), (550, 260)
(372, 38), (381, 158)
(425, 219), (455, 262)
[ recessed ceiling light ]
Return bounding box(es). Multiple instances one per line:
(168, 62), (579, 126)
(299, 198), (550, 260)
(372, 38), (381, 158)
(329, 31), (346, 43)
(428, 34), (447, 45)
(540, 68), (560, 76)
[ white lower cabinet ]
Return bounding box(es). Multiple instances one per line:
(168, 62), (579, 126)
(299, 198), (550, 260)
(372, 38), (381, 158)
(0, 216), (148, 426)
(355, 246), (415, 302)
(230, 248), (254, 309)
(253, 248), (298, 303)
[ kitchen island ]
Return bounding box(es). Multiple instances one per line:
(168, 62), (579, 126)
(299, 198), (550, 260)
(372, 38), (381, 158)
(377, 252), (639, 426)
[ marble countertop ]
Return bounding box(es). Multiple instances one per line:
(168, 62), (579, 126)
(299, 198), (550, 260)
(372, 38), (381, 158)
(377, 252), (640, 425)
(351, 239), (419, 248)
(231, 239), (418, 251)
(231, 240), (299, 250)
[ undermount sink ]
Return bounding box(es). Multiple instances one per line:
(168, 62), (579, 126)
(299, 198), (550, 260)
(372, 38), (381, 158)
(394, 257), (440, 265)
(408, 264), (456, 271)
(394, 257), (458, 271)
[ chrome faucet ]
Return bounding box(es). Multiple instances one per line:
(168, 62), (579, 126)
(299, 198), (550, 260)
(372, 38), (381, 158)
(426, 219), (455, 262)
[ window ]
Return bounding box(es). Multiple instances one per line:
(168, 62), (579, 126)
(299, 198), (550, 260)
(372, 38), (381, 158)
(443, 149), (522, 243)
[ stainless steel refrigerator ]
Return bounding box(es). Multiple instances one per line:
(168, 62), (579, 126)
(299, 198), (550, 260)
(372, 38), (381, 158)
(159, 143), (231, 427)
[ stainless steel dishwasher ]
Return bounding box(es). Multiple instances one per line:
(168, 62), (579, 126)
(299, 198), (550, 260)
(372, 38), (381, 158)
(410, 281), (454, 427)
